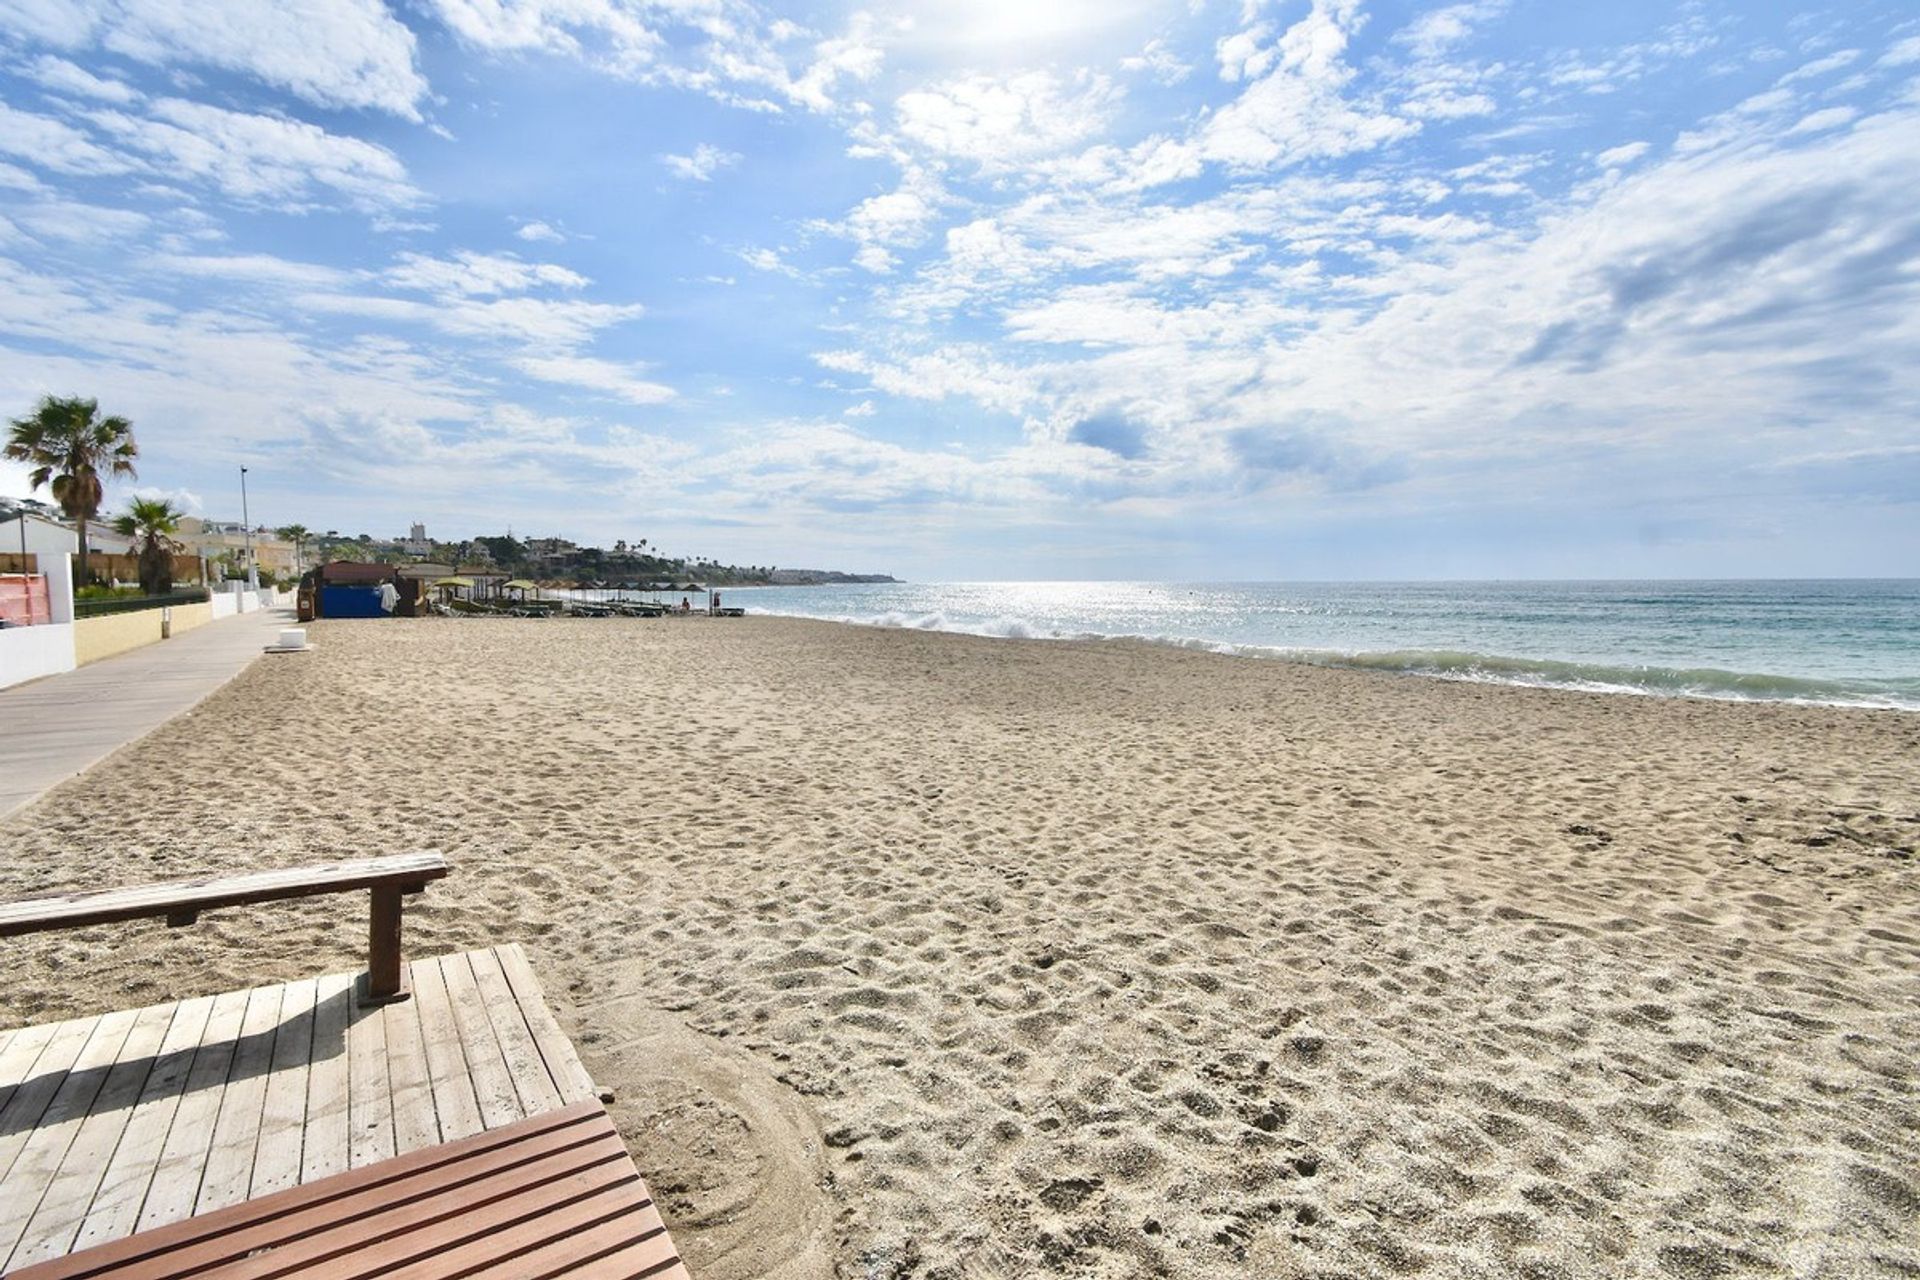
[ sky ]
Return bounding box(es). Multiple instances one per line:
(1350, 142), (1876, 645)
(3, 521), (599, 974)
(0, 0), (1916, 581)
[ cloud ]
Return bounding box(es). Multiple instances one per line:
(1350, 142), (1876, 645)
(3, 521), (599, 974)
(425, 0), (654, 66)
(515, 220), (564, 243)
(1595, 140), (1651, 168)
(0, 0), (428, 119)
(9, 198), (148, 243)
(25, 55), (139, 103)
(897, 71), (1120, 170)
(1777, 49), (1861, 85)
(1197, 0), (1419, 173)
(1392, 1), (1505, 60)
(660, 143), (741, 181)
(513, 355), (676, 404)
(0, 99), (136, 175)
(147, 252), (350, 288)
(384, 251), (589, 297)
(87, 98), (423, 211)
(1120, 40), (1191, 86)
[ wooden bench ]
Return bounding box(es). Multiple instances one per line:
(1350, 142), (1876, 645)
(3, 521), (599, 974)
(0, 855), (448, 1002)
(5, 1098), (691, 1279)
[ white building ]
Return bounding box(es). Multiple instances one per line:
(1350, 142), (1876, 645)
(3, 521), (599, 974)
(399, 522), (432, 556)
(0, 510), (134, 559)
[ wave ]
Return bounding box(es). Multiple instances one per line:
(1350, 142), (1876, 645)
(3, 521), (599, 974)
(746, 604), (1920, 712)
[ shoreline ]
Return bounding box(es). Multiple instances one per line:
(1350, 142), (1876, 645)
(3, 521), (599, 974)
(723, 606), (1920, 714)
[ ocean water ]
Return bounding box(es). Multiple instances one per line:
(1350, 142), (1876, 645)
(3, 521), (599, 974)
(717, 580), (1920, 711)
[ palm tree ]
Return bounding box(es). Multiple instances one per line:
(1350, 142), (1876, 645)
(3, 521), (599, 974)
(113, 497), (184, 595)
(4, 396), (138, 584)
(276, 523), (311, 573)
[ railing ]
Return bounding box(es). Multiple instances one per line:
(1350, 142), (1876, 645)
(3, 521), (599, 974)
(72, 587), (212, 618)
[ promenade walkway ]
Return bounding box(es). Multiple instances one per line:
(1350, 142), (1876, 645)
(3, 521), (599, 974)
(0, 607), (293, 820)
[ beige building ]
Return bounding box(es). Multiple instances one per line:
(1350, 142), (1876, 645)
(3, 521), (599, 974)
(176, 518), (298, 576)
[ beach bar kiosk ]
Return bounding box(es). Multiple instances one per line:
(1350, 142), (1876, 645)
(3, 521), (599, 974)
(299, 561), (398, 620)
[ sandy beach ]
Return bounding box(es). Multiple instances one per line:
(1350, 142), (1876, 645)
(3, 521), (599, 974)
(2, 615), (1916, 1279)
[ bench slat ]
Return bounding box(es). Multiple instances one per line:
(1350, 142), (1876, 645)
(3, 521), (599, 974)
(6, 1101), (687, 1280)
(0, 856), (449, 936)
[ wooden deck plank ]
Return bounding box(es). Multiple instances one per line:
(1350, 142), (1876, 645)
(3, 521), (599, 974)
(248, 976), (317, 1199)
(438, 950), (526, 1130)
(343, 978), (394, 1171)
(133, 988), (251, 1233)
(496, 943), (598, 1104)
(70, 995), (217, 1253)
(191, 982), (286, 1216)
(468, 946), (566, 1117)
(0, 1017), (101, 1184)
(407, 955), (484, 1144)
(7, 1002), (177, 1270)
(0, 1021), (62, 1126)
(469, 1199), (689, 1280)
(0, 948), (638, 1273)
(0, 1007), (142, 1269)
(12, 1105), (611, 1280)
(3, 1102), (679, 1280)
(380, 975), (440, 1156)
(297, 972), (354, 1185)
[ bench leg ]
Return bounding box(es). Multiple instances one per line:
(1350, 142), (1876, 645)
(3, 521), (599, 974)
(365, 885), (409, 1003)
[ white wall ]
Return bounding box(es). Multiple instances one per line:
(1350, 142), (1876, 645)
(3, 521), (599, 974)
(0, 554), (75, 688)
(0, 622), (77, 689)
(210, 590), (238, 620)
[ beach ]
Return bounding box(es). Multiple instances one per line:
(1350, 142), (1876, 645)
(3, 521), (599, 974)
(2, 616), (1916, 1279)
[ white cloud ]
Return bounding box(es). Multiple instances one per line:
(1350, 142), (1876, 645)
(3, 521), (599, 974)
(515, 220), (564, 243)
(87, 98), (423, 211)
(9, 198), (148, 243)
(513, 355), (676, 404)
(1787, 106), (1857, 136)
(0, 99), (136, 175)
(1777, 49), (1861, 85)
(425, 0), (660, 80)
(385, 251), (589, 297)
(0, 0), (428, 119)
(660, 143), (741, 182)
(26, 54), (139, 103)
(1881, 37), (1920, 69)
(0, 162), (44, 192)
(896, 71), (1119, 170)
(147, 251), (349, 288)
(1392, 1), (1505, 60)
(1120, 39), (1191, 86)
(784, 12), (885, 112)
(1595, 140), (1651, 168)
(1198, 1), (1419, 173)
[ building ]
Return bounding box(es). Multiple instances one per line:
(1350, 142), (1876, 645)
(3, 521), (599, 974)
(399, 522), (432, 556)
(0, 509), (135, 560)
(176, 518), (297, 577)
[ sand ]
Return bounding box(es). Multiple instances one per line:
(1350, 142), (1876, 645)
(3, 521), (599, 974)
(2, 615), (1916, 1279)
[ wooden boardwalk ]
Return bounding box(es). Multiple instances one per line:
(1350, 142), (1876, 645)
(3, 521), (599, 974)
(0, 945), (598, 1274)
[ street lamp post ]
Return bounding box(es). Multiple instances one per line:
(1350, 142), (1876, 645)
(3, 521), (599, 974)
(240, 466), (257, 589)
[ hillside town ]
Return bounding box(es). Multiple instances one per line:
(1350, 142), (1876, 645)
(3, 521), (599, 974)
(1, 497), (896, 590)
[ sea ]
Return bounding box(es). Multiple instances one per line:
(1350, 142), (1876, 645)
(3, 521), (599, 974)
(710, 579), (1920, 712)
